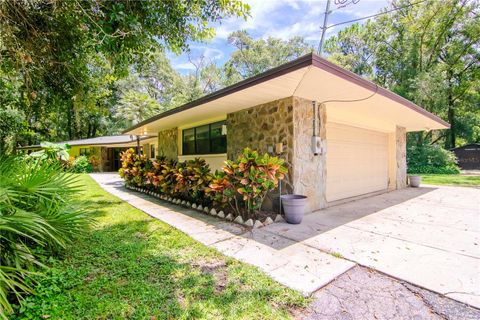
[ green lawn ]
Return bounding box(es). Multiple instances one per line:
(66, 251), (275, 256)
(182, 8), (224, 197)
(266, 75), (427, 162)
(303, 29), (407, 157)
(13, 175), (306, 320)
(419, 174), (480, 187)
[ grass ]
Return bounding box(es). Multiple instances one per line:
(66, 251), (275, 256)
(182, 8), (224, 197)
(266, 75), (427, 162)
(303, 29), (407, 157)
(12, 174), (306, 320)
(418, 174), (480, 187)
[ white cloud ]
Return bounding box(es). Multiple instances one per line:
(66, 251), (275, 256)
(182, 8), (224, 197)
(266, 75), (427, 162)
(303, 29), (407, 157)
(173, 62), (197, 70)
(170, 0), (389, 72)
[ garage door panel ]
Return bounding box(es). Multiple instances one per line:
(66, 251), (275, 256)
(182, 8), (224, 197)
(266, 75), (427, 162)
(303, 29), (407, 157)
(326, 122), (388, 202)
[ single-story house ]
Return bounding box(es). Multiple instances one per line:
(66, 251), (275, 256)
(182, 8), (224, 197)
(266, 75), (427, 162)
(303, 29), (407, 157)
(451, 143), (480, 170)
(18, 135), (156, 171)
(123, 53), (449, 212)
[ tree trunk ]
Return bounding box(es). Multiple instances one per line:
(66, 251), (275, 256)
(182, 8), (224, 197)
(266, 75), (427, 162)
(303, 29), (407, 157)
(447, 103), (455, 149)
(446, 71), (455, 149)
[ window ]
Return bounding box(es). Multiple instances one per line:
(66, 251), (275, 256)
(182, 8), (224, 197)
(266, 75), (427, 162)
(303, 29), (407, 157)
(182, 121), (227, 155)
(150, 144), (156, 159)
(79, 148), (90, 156)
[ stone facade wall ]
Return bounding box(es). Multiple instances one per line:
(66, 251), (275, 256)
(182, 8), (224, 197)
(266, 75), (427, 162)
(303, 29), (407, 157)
(396, 126), (407, 189)
(227, 96), (327, 212)
(157, 128), (178, 160)
(226, 97), (294, 163)
(291, 98), (327, 211)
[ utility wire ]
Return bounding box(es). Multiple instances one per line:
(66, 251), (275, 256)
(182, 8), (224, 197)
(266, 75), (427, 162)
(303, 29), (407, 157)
(324, 0), (429, 30)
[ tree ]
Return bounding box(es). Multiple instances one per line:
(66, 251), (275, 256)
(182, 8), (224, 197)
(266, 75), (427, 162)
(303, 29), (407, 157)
(224, 30), (313, 82)
(324, 0), (480, 148)
(0, 0), (249, 149)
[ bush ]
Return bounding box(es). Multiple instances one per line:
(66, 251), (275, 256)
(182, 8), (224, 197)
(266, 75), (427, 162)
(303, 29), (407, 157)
(0, 156), (89, 316)
(118, 148), (287, 220)
(407, 145), (460, 174)
(173, 158), (213, 205)
(88, 155), (100, 171)
(70, 156), (93, 173)
(208, 148), (287, 219)
(118, 148), (150, 186)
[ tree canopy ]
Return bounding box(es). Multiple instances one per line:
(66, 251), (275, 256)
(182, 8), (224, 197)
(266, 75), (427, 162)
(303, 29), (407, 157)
(324, 0), (480, 148)
(0, 0), (249, 152)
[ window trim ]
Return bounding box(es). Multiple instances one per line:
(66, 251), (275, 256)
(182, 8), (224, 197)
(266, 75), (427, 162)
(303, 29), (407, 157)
(182, 121), (227, 155)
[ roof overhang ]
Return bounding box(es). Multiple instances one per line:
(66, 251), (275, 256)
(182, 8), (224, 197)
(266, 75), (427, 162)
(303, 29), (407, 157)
(124, 53), (449, 135)
(17, 135), (156, 150)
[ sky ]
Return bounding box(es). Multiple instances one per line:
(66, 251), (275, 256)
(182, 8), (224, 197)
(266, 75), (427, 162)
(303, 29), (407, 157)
(167, 0), (389, 73)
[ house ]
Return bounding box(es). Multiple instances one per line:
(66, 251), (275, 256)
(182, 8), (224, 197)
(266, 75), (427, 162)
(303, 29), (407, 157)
(18, 135), (156, 172)
(123, 53), (449, 212)
(451, 143), (480, 170)
(122, 53), (450, 212)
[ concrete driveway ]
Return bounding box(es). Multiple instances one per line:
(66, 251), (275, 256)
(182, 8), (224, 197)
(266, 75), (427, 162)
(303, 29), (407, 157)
(264, 185), (480, 308)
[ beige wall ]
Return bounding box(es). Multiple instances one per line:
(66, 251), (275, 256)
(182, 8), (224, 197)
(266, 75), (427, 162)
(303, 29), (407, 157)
(178, 154), (227, 172)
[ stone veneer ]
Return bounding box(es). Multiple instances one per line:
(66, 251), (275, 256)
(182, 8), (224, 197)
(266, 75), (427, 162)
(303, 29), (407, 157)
(157, 128), (178, 160)
(396, 126), (407, 189)
(227, 96), (327, 212)
(291, 98), (327, 211)
(227, 97), (294, 164)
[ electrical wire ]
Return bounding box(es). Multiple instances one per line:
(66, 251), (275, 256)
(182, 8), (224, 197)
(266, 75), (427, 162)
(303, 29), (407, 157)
(323, 0), (429, 30)
(319, 83), (379, 105)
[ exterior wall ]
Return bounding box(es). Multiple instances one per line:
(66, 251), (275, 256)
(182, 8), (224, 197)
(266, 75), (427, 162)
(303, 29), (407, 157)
(396, 126), (407, 189)
(178, 154), (227, 172)
(226, 96), (326, 212)
(157, 128), (178, 160)
(226, 97), (294, 163)
(292, 98), (327, 211)
(69, 145), (106, 172)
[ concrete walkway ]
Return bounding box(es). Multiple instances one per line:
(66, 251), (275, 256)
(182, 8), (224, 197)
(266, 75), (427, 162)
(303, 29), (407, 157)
(263, 185), (480, 308)
(90, 173), (354, 295)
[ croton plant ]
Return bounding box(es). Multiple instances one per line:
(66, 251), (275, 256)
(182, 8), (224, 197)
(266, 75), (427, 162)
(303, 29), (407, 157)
(208, 148), (287, 219)
(119, 147), (287, 220)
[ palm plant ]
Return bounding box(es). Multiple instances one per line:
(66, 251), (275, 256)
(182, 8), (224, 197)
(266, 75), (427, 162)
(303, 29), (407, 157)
(0, 156), (89, 317)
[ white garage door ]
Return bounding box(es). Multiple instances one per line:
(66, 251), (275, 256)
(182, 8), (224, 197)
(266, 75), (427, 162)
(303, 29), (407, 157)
(326, 122), (388, 202)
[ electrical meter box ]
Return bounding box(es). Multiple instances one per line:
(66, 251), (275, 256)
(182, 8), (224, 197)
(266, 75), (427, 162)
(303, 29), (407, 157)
(311, 136), (322, 155)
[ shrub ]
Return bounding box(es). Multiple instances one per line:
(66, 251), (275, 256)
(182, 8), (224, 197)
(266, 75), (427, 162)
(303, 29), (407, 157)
(0, 156), (89, 316)
(88, 155), (100, 171)
(70, 156), (93, 173)
(118, 148), (287, 220)
(407, 145), (460, 174)
(173, 158), (213, 205)
(208, 148), (287, 219)
(118, 148), (150, 186)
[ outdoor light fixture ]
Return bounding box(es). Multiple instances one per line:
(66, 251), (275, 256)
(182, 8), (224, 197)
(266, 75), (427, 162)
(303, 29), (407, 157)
(221, 124), (227, 135)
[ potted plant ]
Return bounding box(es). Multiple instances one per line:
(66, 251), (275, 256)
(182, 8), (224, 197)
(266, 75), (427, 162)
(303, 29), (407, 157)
(280, 194), (308, 224)
(409, 175), (422, 187)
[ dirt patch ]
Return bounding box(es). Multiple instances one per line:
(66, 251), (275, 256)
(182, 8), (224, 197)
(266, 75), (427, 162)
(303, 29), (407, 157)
(193, 259), (228, 293)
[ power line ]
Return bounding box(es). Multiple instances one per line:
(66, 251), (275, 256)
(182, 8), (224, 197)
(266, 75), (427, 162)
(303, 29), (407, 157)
(325, 0), (429, 30)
